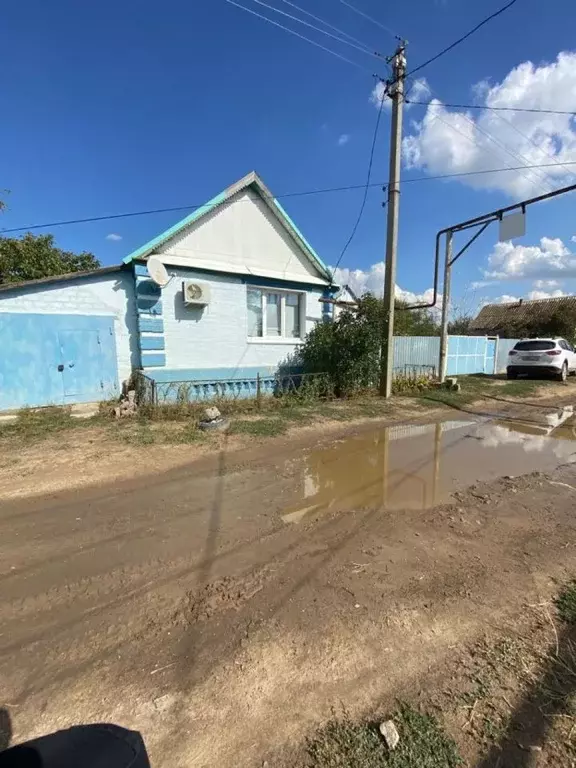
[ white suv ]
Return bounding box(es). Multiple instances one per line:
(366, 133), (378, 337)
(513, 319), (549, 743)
(507, 338), (576, 381)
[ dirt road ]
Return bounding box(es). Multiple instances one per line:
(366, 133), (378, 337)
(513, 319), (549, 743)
(2, 400), (576, 766)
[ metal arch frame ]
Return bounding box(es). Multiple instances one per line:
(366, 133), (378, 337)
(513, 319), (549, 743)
(426, 181), (576, 382)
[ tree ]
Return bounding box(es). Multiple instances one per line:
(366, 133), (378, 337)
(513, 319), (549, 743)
(394, 300), (440, 336)
(447, 315), (473, 335)
(496, 305), (576, 345)
(296, 294), (439, 395)
(0, 233), (100, 285)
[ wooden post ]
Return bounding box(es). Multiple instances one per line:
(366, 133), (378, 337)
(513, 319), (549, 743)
(256, 373), (261, 410)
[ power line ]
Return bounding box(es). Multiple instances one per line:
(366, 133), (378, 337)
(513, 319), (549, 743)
(459, 110), (555, 192)
(4, 162), (576, 235)
(278, 0), (374, 50)
(486, 107), (576, 188)
(339, 0), (398, 41)
(224, 0), (373, 73)
(330, 80), (387, 281)
(406, 0), (520, 80)
(410, 93), (572, 191)
(406, 99), (576, 117)
(248, 0), (384, 61)
(403, 76), (558, 193)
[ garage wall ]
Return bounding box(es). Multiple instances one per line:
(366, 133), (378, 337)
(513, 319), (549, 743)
(0, 271), (138, 384)
(0, 313), (120, 410)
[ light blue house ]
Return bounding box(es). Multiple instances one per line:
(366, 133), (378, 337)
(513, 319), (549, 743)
(0, 172), (336, 410)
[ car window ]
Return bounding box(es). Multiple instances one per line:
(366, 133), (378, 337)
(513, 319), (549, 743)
(514, 340), (555, 351)
(558, 340), (568, 350)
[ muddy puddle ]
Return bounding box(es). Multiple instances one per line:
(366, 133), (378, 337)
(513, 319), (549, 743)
(281, 407), (576, 523)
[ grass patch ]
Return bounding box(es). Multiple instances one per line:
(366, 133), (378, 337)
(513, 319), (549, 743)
(111, 420), (207, 446)
(228, 418), (287, 437)
(556, 581), (576, 624)
(118, 424), (157, 445)
(0, 406), (89, 443)
(415, 374), (548, 412)
(304, 703), (462, 768)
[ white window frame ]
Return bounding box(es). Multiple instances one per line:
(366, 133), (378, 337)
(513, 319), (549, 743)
(247, 286), (306, 344)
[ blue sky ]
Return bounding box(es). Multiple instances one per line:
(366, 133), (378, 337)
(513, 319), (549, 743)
(2, 0), (576, 312)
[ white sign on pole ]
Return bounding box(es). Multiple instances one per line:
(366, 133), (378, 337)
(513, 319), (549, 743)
(499, 211), (526, 242)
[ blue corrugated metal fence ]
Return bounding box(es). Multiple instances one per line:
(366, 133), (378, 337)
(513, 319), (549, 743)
(393, 335), (521, 377)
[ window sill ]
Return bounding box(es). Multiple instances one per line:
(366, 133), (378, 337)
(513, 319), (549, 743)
(247, 337), (304, 345)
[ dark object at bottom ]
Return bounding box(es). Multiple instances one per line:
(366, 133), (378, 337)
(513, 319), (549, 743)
(507, 365), (563, 379)
(199, 417), (230, 431)
(0, 724), (150, 768)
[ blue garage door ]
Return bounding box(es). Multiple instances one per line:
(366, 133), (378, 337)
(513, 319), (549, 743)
(0, 313), (119, 410)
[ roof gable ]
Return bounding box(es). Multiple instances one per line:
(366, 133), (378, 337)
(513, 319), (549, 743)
(123, 172), (332, 284)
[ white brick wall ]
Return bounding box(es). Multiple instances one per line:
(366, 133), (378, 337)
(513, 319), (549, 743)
(162, 268), (324, 372)
(0, 272), (138, 384)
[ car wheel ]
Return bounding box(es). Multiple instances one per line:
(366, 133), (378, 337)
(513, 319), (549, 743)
(557, 362), (568, 382)
(507, 371), (518, 380)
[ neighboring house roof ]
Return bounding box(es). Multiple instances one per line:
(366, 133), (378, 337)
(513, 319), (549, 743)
(122, 171), (333, 284)
(471, 296), (576, 332)
(338, 284), (359, 302)
(0, 265), (124, 294)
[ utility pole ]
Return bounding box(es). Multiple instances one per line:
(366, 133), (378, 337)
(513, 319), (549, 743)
(379, 44), (406, 398)
(438, 231), (453, 383)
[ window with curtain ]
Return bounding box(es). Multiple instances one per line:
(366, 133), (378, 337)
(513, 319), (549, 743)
(246, 288), (303, 339)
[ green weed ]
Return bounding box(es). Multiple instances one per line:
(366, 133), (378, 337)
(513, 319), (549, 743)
(228, 419), (287, 437)
(304, 703), (462, 768)
(0, 407), (75, 442)
(556, 581), (576, 624)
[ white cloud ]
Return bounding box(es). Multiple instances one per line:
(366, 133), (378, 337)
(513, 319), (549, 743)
(527, 288), (566, 299)
(106, 233), (122, 241)
(332, 262), (440, 309)
(532, 279), (560, 289)
(471, 280), (497, 289)
(407, 78), (431, 103)
(337, 133), (350, 147)
(489, 294), (520, 305)
(371, 77), (429, 112)
(402, 52), (576, 197)
(485, 236), (576, 280)
(370, 80), (390, 110)
(482, 288), (568, 308)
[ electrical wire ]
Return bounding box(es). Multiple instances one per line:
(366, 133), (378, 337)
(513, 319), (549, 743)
(406, 100), (576, 117)
(339, 0), (398, 41)
(406, 0), (520, 81)
(330, 85), (387, 281)
(224, 0), (373, 72)
(356, 0), (542, 193)
(276, 0), (384, 57)
(403, 76), (557, 193)
(248, 0), (384, 60)
(4, 162), (576, 235)
(460, 111), (555, 191)
(406, 97), (576, 185)
(430, 110), (549, 192)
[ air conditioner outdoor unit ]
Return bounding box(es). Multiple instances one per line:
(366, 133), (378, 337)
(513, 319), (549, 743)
(183, 280), (210, 306)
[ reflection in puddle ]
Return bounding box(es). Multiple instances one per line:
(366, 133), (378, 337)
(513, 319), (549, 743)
(281, 410), (576, 524)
